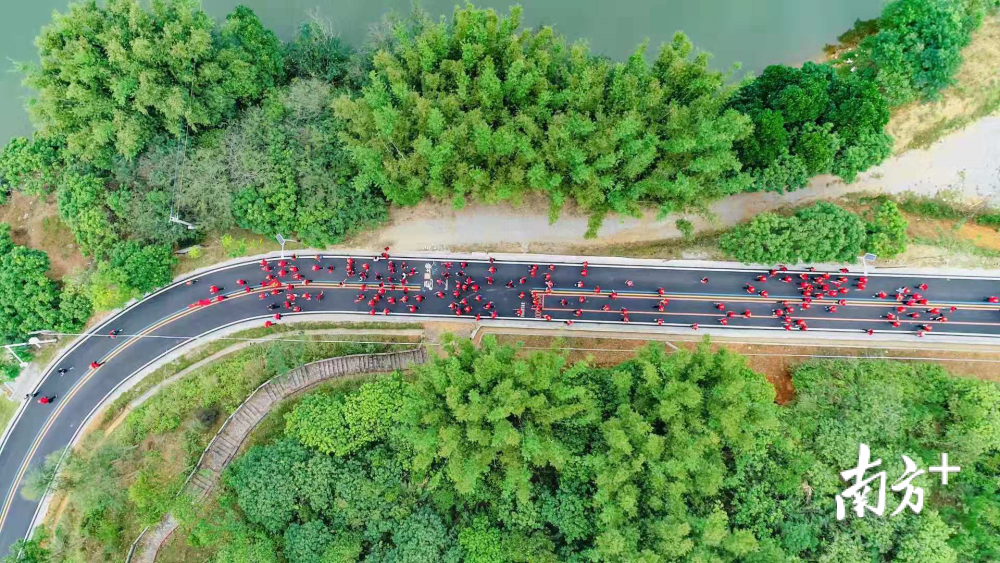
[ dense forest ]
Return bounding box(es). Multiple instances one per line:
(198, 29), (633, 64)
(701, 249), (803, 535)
(114, 337), (1000, 562)
(0, 0), (994, 356)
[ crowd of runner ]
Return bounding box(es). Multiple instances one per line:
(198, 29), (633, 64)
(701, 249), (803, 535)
(71, 251), (1000, 387)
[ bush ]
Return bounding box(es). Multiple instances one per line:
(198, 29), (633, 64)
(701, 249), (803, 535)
(865, 200), (909, 257)
(221, 234), (248, 258)
(975, 212), (1000, 228)
(896, 195), (968, 219)
(675, 218), (695, 240)
(719, 202), (867, 264)
(0, 359), (21, 383)
(194, 405), (222, 426)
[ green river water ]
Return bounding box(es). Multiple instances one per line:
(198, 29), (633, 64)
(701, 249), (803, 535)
(0, 0), (881, 145)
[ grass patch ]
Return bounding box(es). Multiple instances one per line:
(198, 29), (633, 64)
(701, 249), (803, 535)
(906, 87), (1000, 150)
(0, 395), (18, 433)
(101, 321), (421, 424)
(893, 193), (972, 220)
(175, 229), (285, 275)
(911, 235), (1000, 259)
(569, 230), (725, 260)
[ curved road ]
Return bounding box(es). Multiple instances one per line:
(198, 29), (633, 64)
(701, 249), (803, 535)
(2, 252), (1000, 554)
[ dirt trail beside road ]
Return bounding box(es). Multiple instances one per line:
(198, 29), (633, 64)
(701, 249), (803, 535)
(373, 116), (1000, 251)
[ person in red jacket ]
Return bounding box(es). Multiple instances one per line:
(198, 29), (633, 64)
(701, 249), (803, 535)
(90, 361), (102, 369)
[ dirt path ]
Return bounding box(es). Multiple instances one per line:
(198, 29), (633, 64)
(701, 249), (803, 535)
(370, 116), (1000, 251)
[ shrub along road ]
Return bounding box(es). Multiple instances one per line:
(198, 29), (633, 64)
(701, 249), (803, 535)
(2, 252), (1000, 554)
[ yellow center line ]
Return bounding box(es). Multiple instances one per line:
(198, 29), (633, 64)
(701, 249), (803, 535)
(0, 288), (265, 530)
(543, 305), (996, 326)
(542, 289), (995, 310)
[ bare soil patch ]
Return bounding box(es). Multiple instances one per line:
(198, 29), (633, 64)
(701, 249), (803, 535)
(0, 192), (88, 279)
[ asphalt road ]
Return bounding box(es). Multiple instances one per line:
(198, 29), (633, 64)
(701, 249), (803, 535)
(2, 252), (1000, 554)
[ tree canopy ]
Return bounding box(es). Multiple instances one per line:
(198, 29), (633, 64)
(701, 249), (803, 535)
(24, 0), (283, 168)
(0, 224), (91, 344)
(196, 337), (1000, 562)
(729, 62), (892, 192)
(334, 5), (752, 225)
(719, 200), (909, 264)
(852, 0), (990, 106)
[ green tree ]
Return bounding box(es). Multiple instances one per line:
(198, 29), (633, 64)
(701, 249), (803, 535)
(0, 136), (61, 196)
(21, 449), (66, 501)
(283, 19), (354, 84)
(786, 359), (1000, 560)
(400, 335), (597, 501)
(737, 109), (789, 170)
(24, 0), (283, 167)
(320, 533), (364, 563)
(228, 80), (387, 245)
(55, 171), (120, 258)
(107, 240), (177, 294)
(0, 224), (91, 344)
(854, 0), (987, 105)
(2, 535), (50, 563)
(199, 338), (1000, 561)
(223, 439), (310, 535)
(730, 62), (891, 191)
(458, 517), (510, 563)
(284, 377), (405, 457)
(584, 343), (792, 561)
(283, 520), (334, 563)
(894, 512), (958, 563)
(382, 507), (461, 563)
(334, 6), (751, 228)
(864, 199), (908, 257)
(85, 266), (140, 311)
(794, 122), (841, 176)
(719, 202), (867, 264)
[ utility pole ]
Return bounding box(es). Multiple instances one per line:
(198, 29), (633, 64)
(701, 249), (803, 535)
(276, 234), (297, 259)
(860, 253), (877, 276)
(4, 332), (58, 368)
